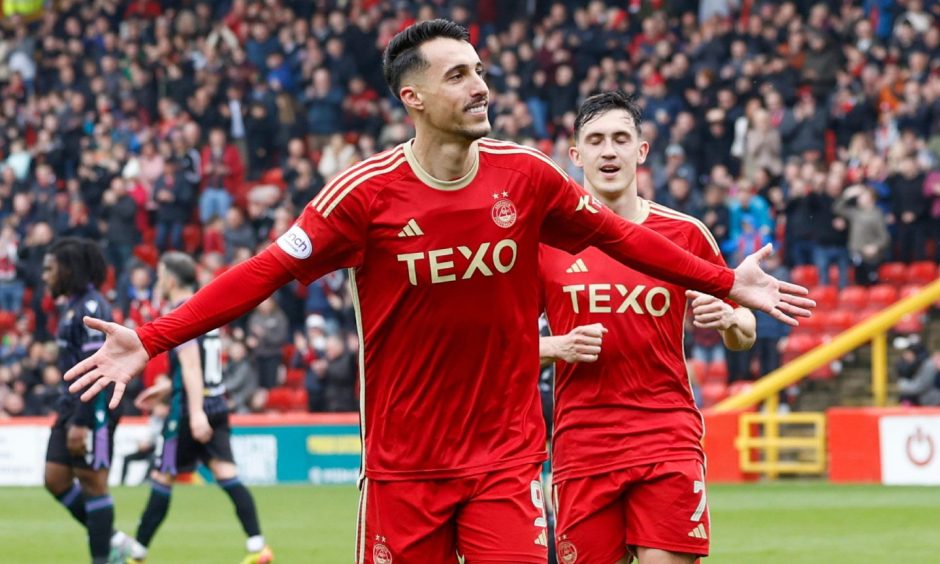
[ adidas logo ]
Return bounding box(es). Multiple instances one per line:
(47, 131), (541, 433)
(566, 259), (588, 273)
(397, 218), (424, 238)
(688, 523), (708, 539)
(534, 530), (548, 547)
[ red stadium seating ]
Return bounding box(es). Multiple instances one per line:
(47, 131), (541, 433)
(285, 368), (305, 389)
(0, 311), (15, 333)
(907, 261), (938, 285)
(877, 262), (907, 285)
(868, 284), (898, 308)
(701, 381), (729, 407)
(782, 334), (822, 363)
(793, 312), (824, 334)
(820, 310), (855, 333)
(791, 265), (819, 289)
(726, 380), (754, 398)
(808, 285), (839, 311)
(894, 313), (924, 335)
(265, 387), (295, 412)
(182, 225), (202, 254)
(899, 284), (923, 299)
(705, 360), (729, 384)
(133, 244), (159, 268)
(839, 286), (868, 310)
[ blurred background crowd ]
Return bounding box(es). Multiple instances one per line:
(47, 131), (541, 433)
(1, 0), (939, 417)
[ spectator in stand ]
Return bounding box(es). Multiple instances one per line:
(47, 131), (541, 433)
(100, 178), (138, 278)
(835, 184), (891, 286)
(246, 297), (289, 390)
(925, 170), (940, 262)
(753, 251), (793, 378)
(783, 178), (818, 267)
(742, 107), (783, 180)
(0, 224), (23, 313)
(222, 206), (256, 262)
(199, 128), (244, 224)
(887, 155), (928, 263)
(318, 334), (357, 413)
(897, 341), (940, 407)
(223, 339), (257, 414)
(152, 160), (194, 253)
(813, 174), (851, 289)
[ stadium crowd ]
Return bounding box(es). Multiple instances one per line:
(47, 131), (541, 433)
(1, 0), (940, 418)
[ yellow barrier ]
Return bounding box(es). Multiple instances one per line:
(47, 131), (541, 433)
(714, 277), (940, 477)
(715, 277), (940, 412)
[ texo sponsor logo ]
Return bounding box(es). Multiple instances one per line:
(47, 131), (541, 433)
(561, 283), (671, 316)
(397, 239), (518, 286)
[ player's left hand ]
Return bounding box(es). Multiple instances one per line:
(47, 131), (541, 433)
(189, 412), (213, 444)
(729, 244), (815, 326)
(686, 290), (735, 331)
(66, 425), (90, 456)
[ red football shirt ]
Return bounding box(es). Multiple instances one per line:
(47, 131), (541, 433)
(541, 200), (731, 482)
(140, 138), (734, 482)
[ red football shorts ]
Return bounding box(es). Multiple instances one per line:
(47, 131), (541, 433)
(355, 463), (548, 563)
(553, 459), (710, 562)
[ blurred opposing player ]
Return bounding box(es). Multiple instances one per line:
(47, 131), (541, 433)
(124, 252), (272, 564)
(66, 20), (811, 563)
(540, 91), (756, 564)
(41, 238), (130, 564)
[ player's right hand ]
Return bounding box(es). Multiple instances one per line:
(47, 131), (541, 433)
(134, 380), (171, 412)
(65, 317), (151, 409)
(189, 412), (213, 444)
(556, 323), (608, 364)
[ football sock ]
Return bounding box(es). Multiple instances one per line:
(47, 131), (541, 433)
(219, 478), (262, 537)
(54, 480), (87, 525)
(84, 494), (114, 561)
(136, 480), (172, 548)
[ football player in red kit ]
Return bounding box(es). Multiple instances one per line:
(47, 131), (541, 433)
(540, 91), (757, 564)
(67, 21), (811, 564)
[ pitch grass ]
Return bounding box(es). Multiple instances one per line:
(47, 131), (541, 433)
(2, 482), (940, 563)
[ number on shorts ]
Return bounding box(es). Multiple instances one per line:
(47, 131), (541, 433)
(530, 480), (548, 528)
(691, 480), (707, 522)
(203, 330), (223, 386)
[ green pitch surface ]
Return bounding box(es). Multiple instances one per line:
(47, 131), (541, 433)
(2, 482), (940, 563)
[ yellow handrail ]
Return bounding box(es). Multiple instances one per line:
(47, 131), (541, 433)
(714, 277), (940, 412)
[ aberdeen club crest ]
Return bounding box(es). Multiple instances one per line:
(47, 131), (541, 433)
(491, 191), (517, 228)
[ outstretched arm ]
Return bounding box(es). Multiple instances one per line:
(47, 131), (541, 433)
(65, 248), (293, 408)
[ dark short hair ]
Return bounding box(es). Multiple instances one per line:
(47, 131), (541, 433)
(159, 251), (197, 289)
(574, 90), (643, 139)
(382, 18), (470, 100)
(47, 237), (107, 296)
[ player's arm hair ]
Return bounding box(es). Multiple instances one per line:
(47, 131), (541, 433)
(721, 307), (757, 351)
(177, 343), (205, 417)
(136, 247), (293, 357)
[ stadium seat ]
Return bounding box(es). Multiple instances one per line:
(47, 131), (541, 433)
(182, 225), (202, 254)
(899, 284), (923, 299)
(791, 265), (819, 289)
(700, 381), (728, 408)
(793, 312), (824, 334)
(285, 368), (305, 389)
(808, 285), (839, 311)
(133, 244), (159, 268)
(820, 310), (855, 333)
(893, 313), (924, 335)
(281, 343), (297, 365)
(877, 262), (907, 285)
(261, 167), (287, 189)
(808, 363), (837, 380)
(265, 387), (296, 412)
(101, 266), (116, 296)
(907, 261), (938, 285)
(868, 284), (898, 308)
(782, 334), (822, 363)
(726, 380), (754, 398)
(839, 286), (868, 310)
(0, 311), (15, 333)
(705, 360), (729, 384)
(291, 388), (309, 411)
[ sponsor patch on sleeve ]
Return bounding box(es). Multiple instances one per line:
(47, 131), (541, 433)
(277, 225), (313, 259)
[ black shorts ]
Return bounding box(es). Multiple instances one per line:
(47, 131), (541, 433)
(46, 408), (119, 470)
(154, 411), (235, 475)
